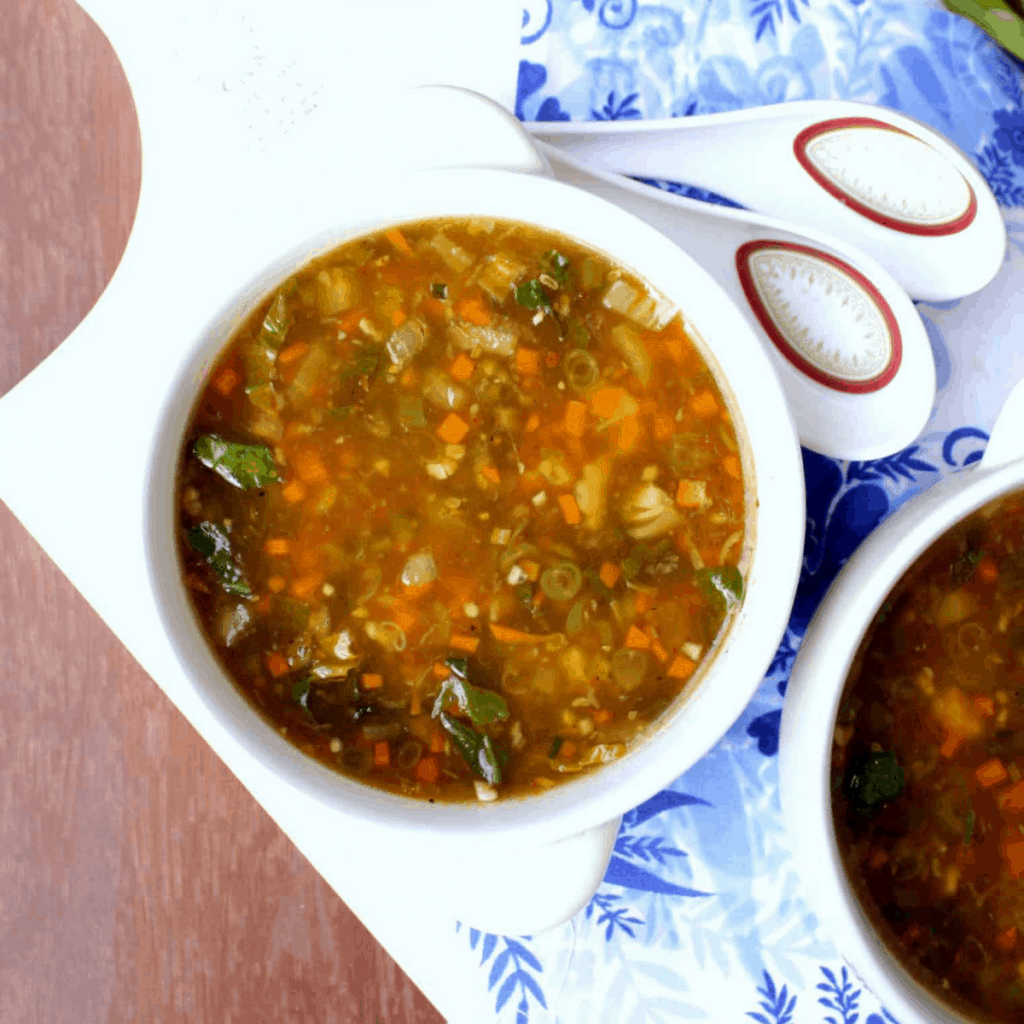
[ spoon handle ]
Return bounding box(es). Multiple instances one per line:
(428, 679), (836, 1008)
(538, 141), (935, 461)
(530, 101), (1005, 303)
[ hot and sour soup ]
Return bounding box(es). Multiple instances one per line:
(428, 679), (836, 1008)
(834, 491), (1024, 1023)
(177, 217), (748, 803)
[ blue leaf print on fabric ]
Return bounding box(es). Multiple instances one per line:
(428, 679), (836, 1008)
(592, 89), (642, 119)
(747, 709), (782, 756)
(536, 96), (571, 120)
(994, 108), (1024, 168)
(846, 446), (938, 485)
(515, 60), (548, 120)
(895, 45), (951, 124)
(632, 176), (746, 208)
(615, 834), (689, 864)
(747, 970), (798, 1024)
(817, 964), (861, 1024)
(829, 2), (892, 101)
(623, 788), (712, 828)
(749, 0), (809, 41)
(466, 931), (547, 1021)
(976, 143), (1024, 206)
(604, 854), (712, 896)
(586, 891), (646, 939)
(697, 56), (761, 111)
(768, 630), (800, 681)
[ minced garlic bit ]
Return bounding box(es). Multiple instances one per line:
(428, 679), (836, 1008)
(531, 490), (547, 507)
(507, 565), (528, 586)
(491, 527), (512, 546)
(322, 583), (335, 597)
(464, 602), (480, 619)
(474, 781), (498, 802)
(329, 738), (342, 753)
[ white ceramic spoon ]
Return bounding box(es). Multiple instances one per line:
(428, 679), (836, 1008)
(530, 102), (1006, 303)
(532, 139), (935, 462)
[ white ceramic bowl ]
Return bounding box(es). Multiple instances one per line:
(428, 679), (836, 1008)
(143, 89), (805, 932)
(780, 380), (1024, 1020)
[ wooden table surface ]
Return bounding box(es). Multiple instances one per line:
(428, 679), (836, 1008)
(0, 3), (445, 1021)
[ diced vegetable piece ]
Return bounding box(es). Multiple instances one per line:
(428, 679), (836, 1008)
(385, 228), (413, 256)
(429, 232), (473, 272)
(315, 268), (359, 315)
(676, 479), (710, 510)
(621, 483), (682, 540)
(601, 278), (677, 330)
(431, 283), (448, 300)
(558, 493), (582, 526)
(415, 756), (440, 783)
(540, 562), (583, 600)
(691, 390), (719, 418)
(575, 458), (610, 532)
(212, 367), (240, 396)
(976, 758), (1008, 787)
(611, 647), (649, 690)
(591, 387), (638, 425)
(448, 320), (518, 359)
(194, 435), (279, 489)
(450, 635), (481, 653)
(624, 625), (651, 650)
(373, 741), (391, 767)
(563, 349), (600, 392)
(287, 339), (335, 409)
(490, 624), (550, 644)
(666, 654), (695, 680)
(599, 561), (621, 589)
(401, 552), (438, 587)
(450, 352), (475, 381)
(477, 252), (527, 301)
(564, 400), (587, 437)
(265, 651), (290, 678)
(186, 521), (252, 597)
(931, 686), (983, 739)
(437, 412), (469, 445)
(609, 324), (652, 387)
(386, 317), (428, 369)
(516, 347), (541, 375)
(935, 589), (980, 628)
(843, 750), (905, 817)
(362, 673), (384, 690)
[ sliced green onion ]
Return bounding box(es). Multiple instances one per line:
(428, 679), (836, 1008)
(563, 349), (600, 393)
(541, 562), (582, 600)
(431, 282), (448, 299)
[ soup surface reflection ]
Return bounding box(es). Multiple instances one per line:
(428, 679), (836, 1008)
(834, 490), (1024, 1022)
(177, 217), (747, 802)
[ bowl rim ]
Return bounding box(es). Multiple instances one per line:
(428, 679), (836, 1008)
(780, 454), (1024, 1023)
(144, 165), (805, 848)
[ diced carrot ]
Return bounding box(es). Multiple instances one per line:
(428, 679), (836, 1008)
(559, 741), (577, 760)
(516, 347), (541, 375)
(653, 413), (675, 440)
(267, 574), (287, 594)
(429, 732), (446, 753)
(401, 368), (418, 388)
(940, 732), (964, 759)
(433, 662), (450, 678)
(409, 690), (422, 716)
(415, 756), (440, 783)
(558, 493), (581, 525)
(385, 228), (413, 256)
(525, 412), (541, 432)
(723, 455), (741, 479)
(282, 479), (307, 504)
(545, 351), (559, 368)
(591, 387), (627, 419)
(361, 673), (384, 690)
(592, 708), (613, 725)
(978, 758), (1009, 788)
(277, 341), (310, 367)
(456, 293), (491, 326)
(599, 562), (621, 589)
(211, 366), (240, 397)
(615, 414), (640, 451)
(253, 593), (272, 616)
(973, 695), (996, 718)
(490, 623), (550, 644)
(450, 634), (481, 654)
(387, 607), (417, 636)
(520, 559), (540, 582)
(978, 557), (998, 583)
(263, 538), (291, 556)
(868, 848), (889, 870)
(634, 591), (653, 614)
(265, 652), (290, 678)
(651, 638), (669, 663)
(676, 479), (706, 508)
(391, 309), (407, 327)
(403, 582), (432, 600)
(1004, 839), (1024, 878)
(624, 625), (651, 650)
(691, 390), (719, 418)
(564, 400), (587, 437)
(437, 412), (469, 444)
(340, 308), (365, 333)
(295, 450), (330, 486)
(667, 655), (696, 680)
(481, 465), (501, 484)
(1002, 781), (1024, 813)
(289, 572), (324, 600)
(997, 927), (1018, 952)
(450, 352), (475, 381)
(373, 741), (391, 767)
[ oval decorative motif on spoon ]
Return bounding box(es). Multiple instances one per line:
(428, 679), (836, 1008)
(794, 117), (976, 236)
(735, 241), (902, 394)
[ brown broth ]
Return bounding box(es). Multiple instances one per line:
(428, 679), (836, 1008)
(833, 490), (1024, 1023)
(177, 217), (747, 803)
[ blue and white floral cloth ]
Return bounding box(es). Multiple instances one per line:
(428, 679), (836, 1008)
(447, 2), (1024, 1021)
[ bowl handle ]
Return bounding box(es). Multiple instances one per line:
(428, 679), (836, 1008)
(981, 376), (1024, 470)
(441, 815), (622, 934)
(399, 85), (553, 177)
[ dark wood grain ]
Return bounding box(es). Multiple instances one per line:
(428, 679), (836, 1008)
(0, 3), (445, 1021)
